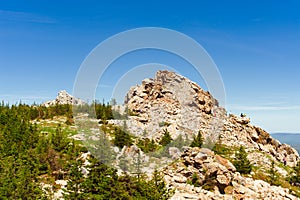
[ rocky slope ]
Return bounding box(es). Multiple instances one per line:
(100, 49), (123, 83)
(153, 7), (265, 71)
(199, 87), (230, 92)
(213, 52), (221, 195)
(112, 70), (223, 145)
(42, 90), (84, 107)
(113, 70), (299, 167)
(108, 70), (300, 199)
(165, 147), (298, 200)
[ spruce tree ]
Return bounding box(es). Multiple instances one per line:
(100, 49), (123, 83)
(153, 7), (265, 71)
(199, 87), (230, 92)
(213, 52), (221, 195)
(136, 170), (174, 200)
(288, 160), (300, 185)
(268, 160), (279, 185)
(190, 130), (204, 148)
(191, 173), (200, 187)
(81, 156), (127, 199)
(63, 159), (85, 200)
(159, 129), (172, 146)
(50, 124), (70, 152)
(113, 127), (133, 149)
(233, 146), (252, 174)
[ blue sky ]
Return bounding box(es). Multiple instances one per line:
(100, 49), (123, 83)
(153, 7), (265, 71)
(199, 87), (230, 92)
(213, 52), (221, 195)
(0, 0), (299, 133)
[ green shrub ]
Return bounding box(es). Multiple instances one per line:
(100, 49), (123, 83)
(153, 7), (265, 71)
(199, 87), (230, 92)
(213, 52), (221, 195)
(137, 138), (159, 153)
(113, 126), (133, 148)
(158, 121), (171, 127)
(159, 129), (172, 146)
(268, 160), (280, 186)
(190, 173), (200, 187)
(233, 146), (252, 174)
(190, 130), (203, 148)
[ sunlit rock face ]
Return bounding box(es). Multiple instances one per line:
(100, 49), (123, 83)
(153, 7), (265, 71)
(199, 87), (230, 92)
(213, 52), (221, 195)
(42, 90), (84, 107)
(115, 70), (299, 168)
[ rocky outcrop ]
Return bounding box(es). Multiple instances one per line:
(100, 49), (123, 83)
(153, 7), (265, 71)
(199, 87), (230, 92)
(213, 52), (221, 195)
(107, 70), (300, 199)
(221, 115), (299, 167)
(111, 70), (299, 167)
(42, 90), (84, 107)
(112, 70), (225, 142)
(164, 147), (299, 200)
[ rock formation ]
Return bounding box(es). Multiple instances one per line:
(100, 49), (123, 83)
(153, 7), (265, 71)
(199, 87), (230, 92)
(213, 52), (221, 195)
(42, 90), (84, 107)
(112, 70), (224, 143)
(108, 70), (300, 199)
(111, 70), (299, 167)
(165, 147), (298, 200)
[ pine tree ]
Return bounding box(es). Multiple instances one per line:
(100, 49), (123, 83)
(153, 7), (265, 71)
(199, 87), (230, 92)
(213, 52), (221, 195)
(113, 126), (133, 149)
(119, 154), (129, 172)
(288, 160), (300, 185)
(146, 170), (174, 199)
(159, 129), (172, 146)
(50, 124), (70, 152)
(233, 146), (252, 174)
(134, 150), (143, 180)
(0, 105), (44, 199)
(87, 131), (115, 165)
(190, 130), (204, 148)
(81, 156), (127, 199)
(137, 138), (158, 153)
(63, 159), (85, 200)
(268, 160), (279, 185)
(171, 134), (187, 149)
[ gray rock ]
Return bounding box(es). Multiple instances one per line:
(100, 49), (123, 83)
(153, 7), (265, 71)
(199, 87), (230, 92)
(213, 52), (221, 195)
(42, 90), (84, 107)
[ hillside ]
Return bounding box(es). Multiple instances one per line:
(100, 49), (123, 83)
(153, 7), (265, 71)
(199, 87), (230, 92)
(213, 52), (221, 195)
(110, 71), (299, 166)
(272, 133), (300, 153)
(1, 71), (300, 199)
(101, 70), (300, 199)
(70, 70), (300, 199)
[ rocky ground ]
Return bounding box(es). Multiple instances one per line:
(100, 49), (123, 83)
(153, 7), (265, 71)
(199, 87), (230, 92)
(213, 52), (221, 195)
(112, 70), (298, 166)
(109, 70), (300, 199)
(45, 70), (300, 199)
(164, 147), (298, 200)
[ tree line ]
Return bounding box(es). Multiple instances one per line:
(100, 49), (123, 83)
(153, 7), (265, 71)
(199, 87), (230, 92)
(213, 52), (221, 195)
(0, 103), (173, 199)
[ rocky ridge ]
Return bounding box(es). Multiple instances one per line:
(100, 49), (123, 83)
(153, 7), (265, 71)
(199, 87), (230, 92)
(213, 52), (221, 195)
(109, 70), (300, 199)
(42, 90), (84, 107)
(113, 70), (223, 143)
(113, 70), (299, 168)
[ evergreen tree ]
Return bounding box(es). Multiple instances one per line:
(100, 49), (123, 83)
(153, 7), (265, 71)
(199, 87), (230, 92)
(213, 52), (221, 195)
(137, 138), (158, 153)
(144, 170), (174, 199)
(159, 129), (172, 146)
(190, 130), (204, 148)
(0, 105), (44, 199)
(110, 98), (117, 106)
(50, 124), (70, 152)
(119, 154), (130, 172)
(0, 103), (175, 200)
(81, 156), (128, 199)
(171, 134), (190, 150)
(268, 160), (279, 186)
(113, 126), (133, 149)
(89, 131), (116, 165)
(134, 150), (143, 180)
(190, 173), (200, 187)
(233, 146), (252, 174)
(288, 160), (300, 185)
(63, 159), (85, 200)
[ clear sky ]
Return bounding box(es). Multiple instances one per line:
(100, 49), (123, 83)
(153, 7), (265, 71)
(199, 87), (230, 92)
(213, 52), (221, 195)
(0, 0), (299, 133)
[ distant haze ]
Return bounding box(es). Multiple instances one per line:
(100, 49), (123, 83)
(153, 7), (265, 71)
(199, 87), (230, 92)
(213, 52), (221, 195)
(271, 133), (300, 153)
